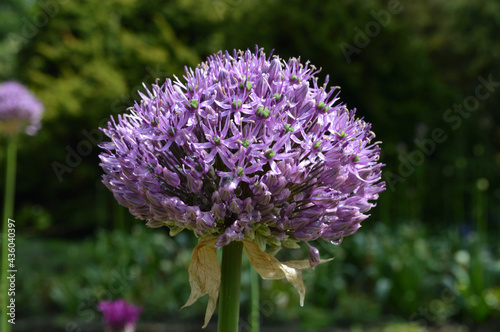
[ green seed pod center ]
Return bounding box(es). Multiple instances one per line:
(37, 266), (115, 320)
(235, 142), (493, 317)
(188, 99), (199, 109)
(232, 100), (242, 109)
(246, 81), (252, 91)
(265, 149), (276, 159)
(256, 106), (270, 118)
(290, 74), (301, 83)
(318, 101), (330, 112)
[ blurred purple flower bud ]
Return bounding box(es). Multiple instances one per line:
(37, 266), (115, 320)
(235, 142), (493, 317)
(0, 81), (44, 136)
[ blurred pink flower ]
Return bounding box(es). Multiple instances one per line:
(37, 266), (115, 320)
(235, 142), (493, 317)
(98, 299), (142, 332)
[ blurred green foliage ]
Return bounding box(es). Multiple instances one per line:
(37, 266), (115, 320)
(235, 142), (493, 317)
(15, 223), (500, 329)
(1, 0), (499, 329)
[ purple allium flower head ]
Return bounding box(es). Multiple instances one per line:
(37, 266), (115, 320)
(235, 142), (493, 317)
(99, 46), (385, 266)
(0, 81), (44, 136)
(98, 299), (142, 332)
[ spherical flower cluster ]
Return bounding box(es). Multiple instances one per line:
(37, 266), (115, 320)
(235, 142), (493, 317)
(0, 81), (44, 136)
(99, 47), (385, 266)
(98, 299), (142, 332)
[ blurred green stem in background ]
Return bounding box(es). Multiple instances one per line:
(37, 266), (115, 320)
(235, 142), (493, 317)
(250, 265), (260, 332)
(1, 136), (17, 332)
(218, 241), (243, 332)
(474, 178), (488, 241)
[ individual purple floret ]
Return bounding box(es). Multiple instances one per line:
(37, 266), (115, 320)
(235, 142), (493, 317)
(0, 81), (44, 136)
(99, 46), (385, 266)
(98, 299), (142, 332)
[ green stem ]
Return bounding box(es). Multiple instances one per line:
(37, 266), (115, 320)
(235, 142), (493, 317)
(2, 136), (17, 332)
(218, 241), (243, 332)
(250, 266), (260, 332)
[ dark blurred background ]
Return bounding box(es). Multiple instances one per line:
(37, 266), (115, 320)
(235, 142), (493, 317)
(0, 0), (499, 331)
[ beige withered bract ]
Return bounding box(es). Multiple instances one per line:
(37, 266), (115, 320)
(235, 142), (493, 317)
(182, 237), (333, 327)
(182, 237), (220, 328)
(243, 241), (333, 306)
